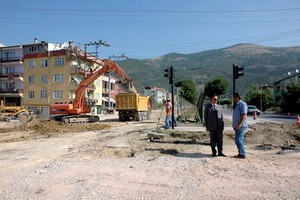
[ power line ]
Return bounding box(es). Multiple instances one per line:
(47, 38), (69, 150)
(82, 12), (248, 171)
(1, 5), (300, 13)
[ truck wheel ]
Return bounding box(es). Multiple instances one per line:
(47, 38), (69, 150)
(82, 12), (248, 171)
(17, 112), (29, 123)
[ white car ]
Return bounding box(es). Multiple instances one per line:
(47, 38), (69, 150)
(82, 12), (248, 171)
(247, 105), (261, 116)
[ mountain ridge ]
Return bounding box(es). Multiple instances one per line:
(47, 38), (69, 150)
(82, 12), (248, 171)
(116, 43), (300, 96)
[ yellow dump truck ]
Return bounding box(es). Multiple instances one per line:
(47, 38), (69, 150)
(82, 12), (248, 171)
(0, 100), (35, 123)
(116, 93), (151, 121)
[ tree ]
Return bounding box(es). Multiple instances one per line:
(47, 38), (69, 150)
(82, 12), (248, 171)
(203, 77), (228, 98)
(280, 80), (300, 113)
(175, 80), (198, 105)
(245, 84), (273, 111)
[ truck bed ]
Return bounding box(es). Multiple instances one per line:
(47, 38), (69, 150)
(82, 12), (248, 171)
(116, 93), (149, 111)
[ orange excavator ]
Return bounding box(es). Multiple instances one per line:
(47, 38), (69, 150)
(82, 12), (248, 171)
(50, 59), (136, 123)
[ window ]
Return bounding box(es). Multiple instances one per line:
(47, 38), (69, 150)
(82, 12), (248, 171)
(28, 106), (37, 112)
(41, 91), (48, 99)
(5, 67), (15, 74)
(55, 58), (64, 66)
(54, 90), (63, 99)
(28, 60), (35, 68)
(28, 91), (34, 99)
(41, 75), (48, 83)
(95, 93), (99, 101)
(103, 81), (108, 89)
(41, 59), (48, 67)
(96, 80), (101, 87)
(40, 106), (49, 115)
(4, 52), (15, 60)
(28, 75), (35, 83)
(111, 82), (115, 90)
(54, 74), (64, 83)
(5, 82), (15, 90)
(28, 46), (40, 52)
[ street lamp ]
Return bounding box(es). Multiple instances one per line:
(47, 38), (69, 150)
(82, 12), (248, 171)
(294, 69), (299, 81)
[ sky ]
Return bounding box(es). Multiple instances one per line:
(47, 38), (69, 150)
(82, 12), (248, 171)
(1, 0), (300, 59)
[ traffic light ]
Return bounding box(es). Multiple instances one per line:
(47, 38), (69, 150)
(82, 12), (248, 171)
(164, 66), (174, 84)
(233, 64), (244, 80)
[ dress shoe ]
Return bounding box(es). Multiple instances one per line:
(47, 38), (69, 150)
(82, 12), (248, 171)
(212, 153), (217, 157)
(218, 153), (226, 157)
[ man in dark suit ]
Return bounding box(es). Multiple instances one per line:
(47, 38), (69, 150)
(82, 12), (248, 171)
(204, 94), (225, 157)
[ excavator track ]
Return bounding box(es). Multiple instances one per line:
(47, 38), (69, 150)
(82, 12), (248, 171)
(52, 115), (100, 124)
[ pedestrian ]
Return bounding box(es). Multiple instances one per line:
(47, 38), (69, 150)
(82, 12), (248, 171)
(204, 94), (225, 157)
(232, 92), (248, 159)
(164, 97), (172, 129)
(164, 98), (177, 127)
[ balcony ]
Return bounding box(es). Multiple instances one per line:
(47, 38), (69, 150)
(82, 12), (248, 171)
(0, 72), (24, 78)
(70, 65), (87, 75)
(0, 88), (24, 93)
(102, 88), (115, 94)
(0, 57), (23, 63)
(70, 82), (95, 90)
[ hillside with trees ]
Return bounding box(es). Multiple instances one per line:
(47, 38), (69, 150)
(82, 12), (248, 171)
(117, 43), (300, 98)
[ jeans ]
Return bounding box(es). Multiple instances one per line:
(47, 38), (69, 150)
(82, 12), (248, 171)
(165, 115), (172, 129)
(235, 126), (247, 157)
(172, 115), (177, 126)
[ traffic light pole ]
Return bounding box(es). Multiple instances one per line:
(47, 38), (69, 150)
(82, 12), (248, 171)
(233, 79), (236, 95)
(233, 64), (244, 95)
(233, 64), (236, 95)
(171, 74), (175, 129)
(164, 65), (175, 129)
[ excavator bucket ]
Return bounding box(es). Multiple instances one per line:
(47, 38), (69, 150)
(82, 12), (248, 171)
(117, 80), (137, 93)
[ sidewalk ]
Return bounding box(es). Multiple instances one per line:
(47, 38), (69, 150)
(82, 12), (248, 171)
(173, 125), (234, 132)
(170, 115), (258, 132)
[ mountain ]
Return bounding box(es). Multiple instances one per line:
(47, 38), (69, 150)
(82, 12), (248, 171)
(116, 43), (300, 97)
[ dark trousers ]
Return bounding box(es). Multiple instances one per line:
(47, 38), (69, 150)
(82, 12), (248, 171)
(209, 130), (223, 154)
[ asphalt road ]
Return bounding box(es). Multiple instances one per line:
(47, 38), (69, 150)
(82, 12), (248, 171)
(250, 113), (298, 125)
(221, 107), (298, 125)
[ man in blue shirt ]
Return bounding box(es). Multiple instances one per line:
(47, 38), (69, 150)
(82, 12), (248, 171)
(232, 92), (248, 159)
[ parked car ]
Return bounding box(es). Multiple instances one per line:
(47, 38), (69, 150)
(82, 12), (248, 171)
(247, 105), (261, 116)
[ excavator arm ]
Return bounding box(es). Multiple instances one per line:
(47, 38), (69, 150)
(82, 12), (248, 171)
(50, 52), (136, 123)
(73, 59), (136, 110)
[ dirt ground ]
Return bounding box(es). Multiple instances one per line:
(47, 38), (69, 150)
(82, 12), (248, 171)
(0, 110), (299, 199)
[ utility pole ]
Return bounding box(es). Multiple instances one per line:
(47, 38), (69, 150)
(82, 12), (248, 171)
(41, 42), (51, 119)
(108, 54), (129, 110)
(83, 40), (109, 113)
(84, 40), (110, 60)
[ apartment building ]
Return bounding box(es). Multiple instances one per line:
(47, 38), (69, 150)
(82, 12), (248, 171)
(0, 45), (24, 106)
(101, 75), (118, 109)
(1, 39), (123, 117)
(144, 86), (166, 105)
(22, 40), (104, 117)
